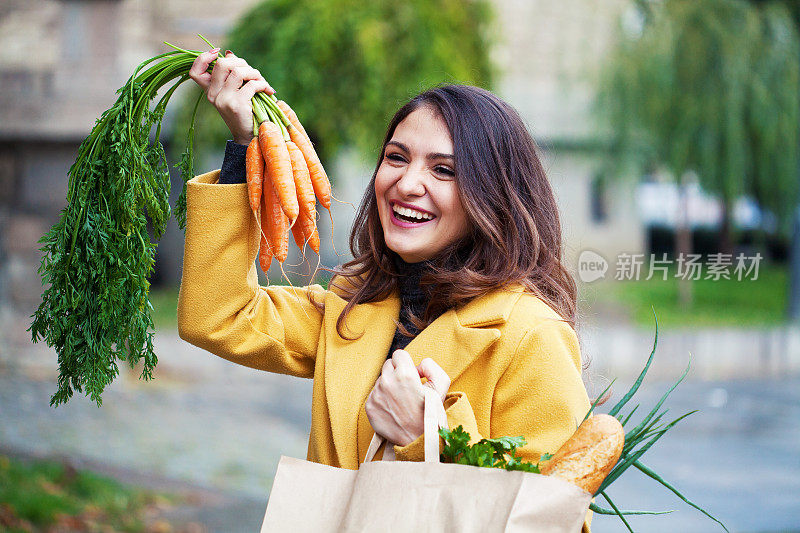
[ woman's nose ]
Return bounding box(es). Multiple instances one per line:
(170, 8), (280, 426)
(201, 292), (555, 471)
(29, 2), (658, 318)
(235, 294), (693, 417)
(395, 165), (426, 197)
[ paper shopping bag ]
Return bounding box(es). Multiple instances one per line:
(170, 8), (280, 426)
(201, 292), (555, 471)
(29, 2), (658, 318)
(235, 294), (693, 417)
(261, 388), (592, 533)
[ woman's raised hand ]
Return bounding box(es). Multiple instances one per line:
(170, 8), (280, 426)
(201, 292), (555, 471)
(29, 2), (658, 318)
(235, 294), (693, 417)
(188, 49), (275, 145)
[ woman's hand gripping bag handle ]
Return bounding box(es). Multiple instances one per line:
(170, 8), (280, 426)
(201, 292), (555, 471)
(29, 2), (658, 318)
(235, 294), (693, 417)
(363, 385), (448, 464)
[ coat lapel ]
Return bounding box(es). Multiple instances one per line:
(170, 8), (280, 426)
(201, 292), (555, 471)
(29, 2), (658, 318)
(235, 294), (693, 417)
(324, 283), (525, 467)
(324, 290), (400, 467)
(401, 309), (499, 384)
(403, 284), (524, 383)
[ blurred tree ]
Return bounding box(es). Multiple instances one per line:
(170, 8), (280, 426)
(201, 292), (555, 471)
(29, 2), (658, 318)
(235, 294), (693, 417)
(598, 0), (799, 305)
(748, 0), (800, 23)
(749, 0), (800, 322)
(174, 0), (494, 169)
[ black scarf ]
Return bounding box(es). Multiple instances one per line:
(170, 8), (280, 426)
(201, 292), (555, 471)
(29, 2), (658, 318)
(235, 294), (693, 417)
(386, 257), (439, 358)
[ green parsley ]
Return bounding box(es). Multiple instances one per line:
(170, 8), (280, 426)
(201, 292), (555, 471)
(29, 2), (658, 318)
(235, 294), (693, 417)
(439, 425), (551, 473)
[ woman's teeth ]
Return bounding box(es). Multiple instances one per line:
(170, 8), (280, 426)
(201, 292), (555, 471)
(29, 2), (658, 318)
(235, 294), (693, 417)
(392, 204), (434, 222)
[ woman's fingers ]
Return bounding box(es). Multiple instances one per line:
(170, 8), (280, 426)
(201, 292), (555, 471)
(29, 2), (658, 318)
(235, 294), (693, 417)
(223, 66), (267, 95)
(191, 49), (274, 103)
(226, 65), (274, 96)
(381, 357), (395, 377)
(391, 350), (418, 381)
(192, 50), (275, 145)
(206, 54), (248, 103)
(239, 79), (272, 102)
(223, 65), (252, 91)
(389, 350), (451, 400)
(188, 48), (220, 91)
(417, 358), (451, 401)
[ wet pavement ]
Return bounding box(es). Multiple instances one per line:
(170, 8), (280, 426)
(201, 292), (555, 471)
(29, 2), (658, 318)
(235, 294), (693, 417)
(0, 324), (798, 532)
(588, 377), (800, 533)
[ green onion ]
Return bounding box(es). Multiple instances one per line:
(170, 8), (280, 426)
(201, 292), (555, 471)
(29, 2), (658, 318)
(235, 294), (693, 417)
(593, 313), (730, 532)
(589, 503), (674, 516)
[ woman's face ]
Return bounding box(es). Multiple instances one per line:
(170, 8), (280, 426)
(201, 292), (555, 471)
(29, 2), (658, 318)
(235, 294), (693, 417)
(374, 107), (470, 263)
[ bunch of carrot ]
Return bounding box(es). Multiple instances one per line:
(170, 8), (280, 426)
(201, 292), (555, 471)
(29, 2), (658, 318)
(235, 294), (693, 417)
(245, 94), (330, 275)
(32, 35), (334, 407)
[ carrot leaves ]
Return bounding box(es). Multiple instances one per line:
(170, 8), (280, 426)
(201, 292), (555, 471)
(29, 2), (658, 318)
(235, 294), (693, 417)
(174, 90), (205, 231)
(29, 50), (198, 406)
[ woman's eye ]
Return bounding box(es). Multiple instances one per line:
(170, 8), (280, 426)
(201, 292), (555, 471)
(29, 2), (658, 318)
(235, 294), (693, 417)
(386, 153), (406, 163)
(435, 166), (455, 177)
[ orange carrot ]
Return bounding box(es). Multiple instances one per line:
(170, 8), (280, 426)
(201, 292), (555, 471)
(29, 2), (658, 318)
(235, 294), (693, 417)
(259, 219), (273, 275)
(259, 232), (272, 275)
(277, 100), (311, 144)
(259, 174), (273, 274)
(263, 170), (289, 263)
(286, 140), (320, 254)
(290, 200), (320, 253)
(259, 121), (298, 225)
(288, 127), (331, 211)
(277, 100), (331, 210)
(246, 137), (264, 214)
(291, 223), (305, 249)
(306, 224), (320, 254)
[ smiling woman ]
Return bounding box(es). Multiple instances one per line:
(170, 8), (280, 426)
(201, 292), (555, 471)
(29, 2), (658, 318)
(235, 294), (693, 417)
(337, 85), (579, 339)
(178, 63), (595, 532)
(374, 107), (469, 263)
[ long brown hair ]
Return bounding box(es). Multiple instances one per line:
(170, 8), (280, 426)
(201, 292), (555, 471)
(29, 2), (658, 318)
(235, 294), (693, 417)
(329, 85), (577, 345)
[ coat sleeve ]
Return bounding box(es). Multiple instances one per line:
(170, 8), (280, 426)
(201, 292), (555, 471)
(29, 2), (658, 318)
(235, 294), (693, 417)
(394, 318), (590, 465)
(490, 318), (591, 463)
(177, 170), (325, 378)
(491, 318), (595, 533)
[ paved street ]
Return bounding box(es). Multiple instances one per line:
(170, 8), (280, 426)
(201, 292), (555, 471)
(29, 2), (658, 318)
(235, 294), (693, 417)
(588, 377), (800, 532)
(0, 324), (798, 532)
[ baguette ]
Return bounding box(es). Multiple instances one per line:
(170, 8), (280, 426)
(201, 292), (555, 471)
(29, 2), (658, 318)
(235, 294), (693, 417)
(539, 414), (624, 494)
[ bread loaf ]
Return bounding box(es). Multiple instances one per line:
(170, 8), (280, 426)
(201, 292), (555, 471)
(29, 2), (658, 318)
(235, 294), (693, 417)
(539, 414), (624, 494)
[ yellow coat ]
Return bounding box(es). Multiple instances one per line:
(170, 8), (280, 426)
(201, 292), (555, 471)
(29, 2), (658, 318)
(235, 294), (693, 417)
(177, 170), (593, 531)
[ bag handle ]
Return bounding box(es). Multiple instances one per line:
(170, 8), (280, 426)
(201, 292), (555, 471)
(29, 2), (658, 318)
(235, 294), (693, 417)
(363, 386), (448, 464)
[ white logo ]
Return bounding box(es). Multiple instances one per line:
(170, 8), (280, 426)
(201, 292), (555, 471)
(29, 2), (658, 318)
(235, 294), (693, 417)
(578, 250), (608, 283)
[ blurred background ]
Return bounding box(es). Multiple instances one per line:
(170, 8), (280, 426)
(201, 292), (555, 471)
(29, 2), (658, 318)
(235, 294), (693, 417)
(0, 0), (798, 531)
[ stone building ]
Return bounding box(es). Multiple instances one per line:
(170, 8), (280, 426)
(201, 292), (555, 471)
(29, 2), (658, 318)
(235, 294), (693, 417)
(0, 0), (258, 317)
(0, 0), (643, 320)
(494, 0), (642, 269)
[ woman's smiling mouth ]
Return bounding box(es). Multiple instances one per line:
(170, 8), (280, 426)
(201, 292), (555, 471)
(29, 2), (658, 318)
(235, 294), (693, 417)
(389, 201), (437, 228)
